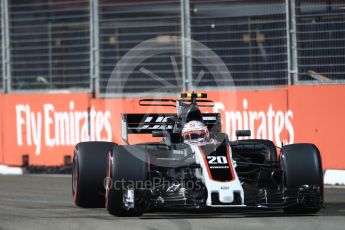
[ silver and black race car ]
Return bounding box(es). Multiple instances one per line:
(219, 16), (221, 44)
(72, 92), (323, 216)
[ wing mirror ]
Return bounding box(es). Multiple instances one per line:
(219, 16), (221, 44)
(235, 130), (251, 138)
(152, 131), (169, 137)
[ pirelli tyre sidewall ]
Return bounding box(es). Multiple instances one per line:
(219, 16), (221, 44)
(72, 141), (117, 208)
(280, 143), (323, 213)
(106, 145), (149, 217)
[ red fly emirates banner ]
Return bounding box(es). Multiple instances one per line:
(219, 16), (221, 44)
(1, 85), (345, 169)
(2, 93), (109, 166)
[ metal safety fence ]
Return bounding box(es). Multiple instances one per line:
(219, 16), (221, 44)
(190, 0), (288, 87)
(98, 0), (182, 96)
(0, 0), (344, 95)
(0, 0), (3, 91)
(8, 0), (90, 91)
(294, 0), (345, 83)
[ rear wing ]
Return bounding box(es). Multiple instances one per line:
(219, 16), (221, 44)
(121, 113), (221, 143)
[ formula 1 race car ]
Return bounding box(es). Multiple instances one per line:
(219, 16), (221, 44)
(72, 92), (323, 216)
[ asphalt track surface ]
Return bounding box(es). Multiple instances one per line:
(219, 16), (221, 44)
(0, 175), (345, 230)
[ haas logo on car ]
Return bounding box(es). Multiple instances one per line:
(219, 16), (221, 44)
(140, 115), (173, 130)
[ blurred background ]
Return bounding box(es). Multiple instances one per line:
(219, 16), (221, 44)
(1, 0), (344, 93)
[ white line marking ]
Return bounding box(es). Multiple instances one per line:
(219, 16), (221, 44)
(0, 165), (23, 175)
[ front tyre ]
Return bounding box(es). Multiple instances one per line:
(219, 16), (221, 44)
(72, 141), (116, 208)
(105, 145), (149, 217)
(281, 143), (323, 214)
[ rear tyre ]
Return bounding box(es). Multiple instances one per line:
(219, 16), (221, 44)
(72, 141), (116, 208)
(281, 143), (323, 214)
(106, 145), (149, 217)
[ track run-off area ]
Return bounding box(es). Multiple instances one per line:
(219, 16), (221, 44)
(0, 175), (344, 230)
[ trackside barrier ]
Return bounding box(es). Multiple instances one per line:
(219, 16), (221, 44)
(2, 93), (90, 166)
(0, 85), (344, 169)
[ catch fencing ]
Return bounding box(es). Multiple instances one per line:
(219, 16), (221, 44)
(0, 0), (344, 95)
(294, 0), (345, 83)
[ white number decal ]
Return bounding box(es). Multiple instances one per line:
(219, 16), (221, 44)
(207, 156), (228, 164)
(217, 156), (228, 164)
(207, 156), (217, 164)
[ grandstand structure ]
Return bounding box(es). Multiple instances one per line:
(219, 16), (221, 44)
(0, 0), (344, 96)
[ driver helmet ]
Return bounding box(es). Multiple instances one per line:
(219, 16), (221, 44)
(182, 120), (210, 143)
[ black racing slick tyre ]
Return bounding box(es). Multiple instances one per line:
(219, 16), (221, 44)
(281, 143), (323, 214)
(105, 145), (149, 217)
(72, 141), (116, 208)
